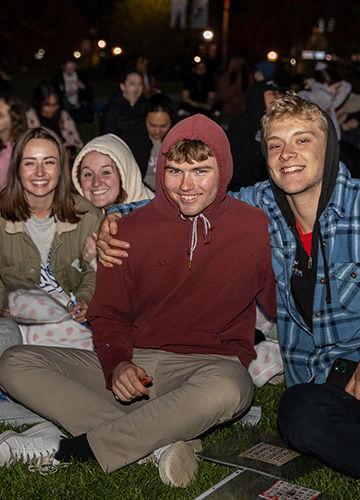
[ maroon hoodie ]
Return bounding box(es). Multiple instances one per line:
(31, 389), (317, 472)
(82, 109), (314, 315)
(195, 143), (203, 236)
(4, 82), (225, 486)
(88, 114), (276, 388)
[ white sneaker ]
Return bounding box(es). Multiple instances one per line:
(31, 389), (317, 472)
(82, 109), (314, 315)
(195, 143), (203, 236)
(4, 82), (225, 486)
(157, 440), (200, 488)
(0, 421), (65, 468)
(138, 438), (202, 465)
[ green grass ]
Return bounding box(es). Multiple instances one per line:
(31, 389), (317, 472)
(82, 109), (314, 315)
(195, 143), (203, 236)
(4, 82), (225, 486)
(0, 384), (359, 499)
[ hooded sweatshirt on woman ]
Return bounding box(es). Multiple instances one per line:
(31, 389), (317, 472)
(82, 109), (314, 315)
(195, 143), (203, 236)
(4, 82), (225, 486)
(87, 115), (276, 388)
(72, 133), (154, 207)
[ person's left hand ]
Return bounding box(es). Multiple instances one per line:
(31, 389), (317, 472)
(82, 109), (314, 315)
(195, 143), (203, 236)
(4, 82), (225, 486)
(345, 362), (360, 400)
(68, 298), (88, 323)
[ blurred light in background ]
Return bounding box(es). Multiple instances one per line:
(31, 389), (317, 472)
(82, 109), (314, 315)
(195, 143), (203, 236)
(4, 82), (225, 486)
(73, 51), (81, 59)
(290, 58), (296, 66)
(194, 55), (201, 63)
(302, 50), (326, 61)
(112, 46), (123, 56)
(202, 30), (214, 41)
(97, 39), (107, 49)
(267, 51), (279, 62)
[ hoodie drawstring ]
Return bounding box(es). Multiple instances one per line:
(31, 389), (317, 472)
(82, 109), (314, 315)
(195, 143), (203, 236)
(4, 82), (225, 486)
(319, 230), (332, 304)
(187, 214), (212, 270)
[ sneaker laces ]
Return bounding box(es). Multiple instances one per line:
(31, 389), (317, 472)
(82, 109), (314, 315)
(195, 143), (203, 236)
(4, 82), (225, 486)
(27, 450), (64, 475)
(9, 445), (59, 475)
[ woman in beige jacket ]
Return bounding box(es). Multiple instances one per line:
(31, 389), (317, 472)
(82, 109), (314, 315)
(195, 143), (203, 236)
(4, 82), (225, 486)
(0, 126), (103, 349)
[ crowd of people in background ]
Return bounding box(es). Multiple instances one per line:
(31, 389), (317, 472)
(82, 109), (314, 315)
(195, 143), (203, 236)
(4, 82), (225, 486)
(2, 52), (360, 195)
(0, 50), (359, 487)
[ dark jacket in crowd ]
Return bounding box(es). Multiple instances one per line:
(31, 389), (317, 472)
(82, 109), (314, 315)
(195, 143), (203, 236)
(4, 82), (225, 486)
(227, 81), (273, 190)
(101, 92), (148, 175)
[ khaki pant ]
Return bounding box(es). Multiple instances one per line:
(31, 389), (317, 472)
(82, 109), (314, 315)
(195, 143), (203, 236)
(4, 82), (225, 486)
(0, 346), (253, 472)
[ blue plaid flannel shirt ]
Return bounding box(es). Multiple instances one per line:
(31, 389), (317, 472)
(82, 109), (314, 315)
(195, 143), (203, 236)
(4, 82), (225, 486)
(109, 164), (360, 386)
(233, 163), (360, 386)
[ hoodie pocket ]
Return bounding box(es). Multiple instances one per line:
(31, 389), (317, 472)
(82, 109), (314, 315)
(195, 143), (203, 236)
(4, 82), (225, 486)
(332, 262), (360, 312)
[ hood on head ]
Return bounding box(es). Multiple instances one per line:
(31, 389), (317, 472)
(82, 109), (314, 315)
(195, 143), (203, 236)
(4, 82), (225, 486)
(155, 114), (232, 215)
(72, 134), (154, 204)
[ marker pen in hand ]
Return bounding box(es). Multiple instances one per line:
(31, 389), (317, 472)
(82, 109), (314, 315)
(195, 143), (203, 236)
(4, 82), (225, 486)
(69, 292), (89, 328)
(69, 292), (80, 315)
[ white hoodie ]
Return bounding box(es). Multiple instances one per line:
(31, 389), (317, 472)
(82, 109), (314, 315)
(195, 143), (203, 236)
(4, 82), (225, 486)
(72, 133), (154, 205)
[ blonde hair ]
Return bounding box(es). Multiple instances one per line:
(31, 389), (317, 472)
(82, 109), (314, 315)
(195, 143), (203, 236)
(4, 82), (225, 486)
(261, 92), (328, 139)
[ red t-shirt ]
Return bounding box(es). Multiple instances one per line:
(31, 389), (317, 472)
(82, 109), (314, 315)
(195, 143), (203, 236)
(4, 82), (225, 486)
(296, 222), (312, 257)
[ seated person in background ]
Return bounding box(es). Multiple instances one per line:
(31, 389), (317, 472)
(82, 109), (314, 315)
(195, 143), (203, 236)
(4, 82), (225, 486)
(227, 80), (280, 191)
(26, 82), (83, 162)
(300, 68), (360, 176)
(299, 67), (351, 140)
(0, 114), (275, 487)
(54, 58), (94, 123)
(181, 61), (216, 116)
(72, 133), (154, 264)
(0, 126), (102, 350)
(101, 69), (146, 144)
(336, 81), (360, 143)
(217, 56), (250, 116)
(135, 55), (158, 98)
(0, 92), (27, 192)
(124, 94), (177, 190)
(253, 60), (276, 83)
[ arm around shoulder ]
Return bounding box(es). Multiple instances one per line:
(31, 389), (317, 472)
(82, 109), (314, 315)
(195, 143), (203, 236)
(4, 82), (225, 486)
(228, 181), (269, 209)
(255, 212), (276, 320)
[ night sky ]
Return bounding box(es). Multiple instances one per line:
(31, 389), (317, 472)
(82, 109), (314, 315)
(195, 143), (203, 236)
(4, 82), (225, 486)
(1, 0), (359, 71)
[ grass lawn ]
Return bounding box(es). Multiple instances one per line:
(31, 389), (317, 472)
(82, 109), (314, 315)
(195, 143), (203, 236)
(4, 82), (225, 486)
(0, 383), (359, 499)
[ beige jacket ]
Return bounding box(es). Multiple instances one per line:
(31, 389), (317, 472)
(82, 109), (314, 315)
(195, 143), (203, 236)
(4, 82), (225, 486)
(0, 195), (102, 309)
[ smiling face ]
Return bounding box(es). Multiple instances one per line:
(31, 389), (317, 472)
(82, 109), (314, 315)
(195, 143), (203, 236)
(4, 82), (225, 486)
(19, 138), (61, 210)
(79, 151), (121, 209)
(266, 117), (326, 201)
(120, 73), (143, 105)
(164, 156), (219, 216)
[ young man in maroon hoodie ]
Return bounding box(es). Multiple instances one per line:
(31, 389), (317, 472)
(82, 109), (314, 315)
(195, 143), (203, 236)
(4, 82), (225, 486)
(0, 115), (275, 487)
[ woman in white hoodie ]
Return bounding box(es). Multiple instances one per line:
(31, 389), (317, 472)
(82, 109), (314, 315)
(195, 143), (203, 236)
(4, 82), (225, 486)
(72, 133), (154, 264)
